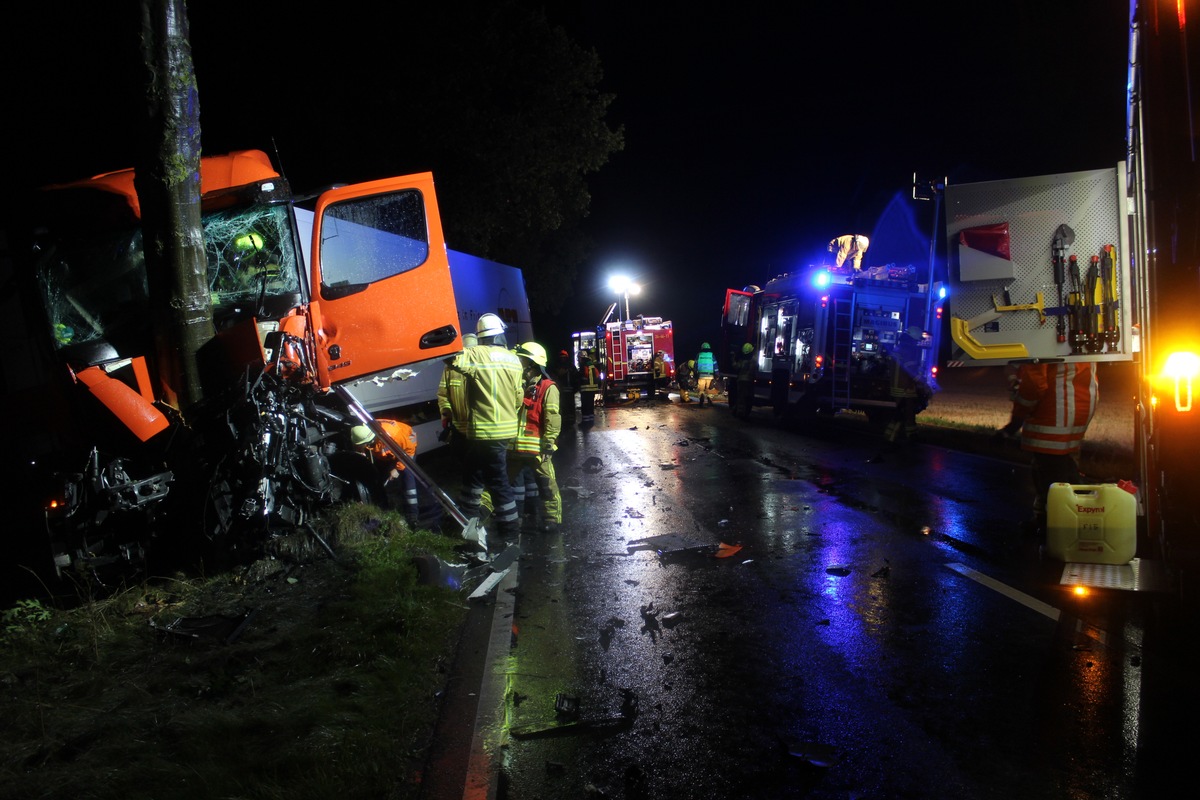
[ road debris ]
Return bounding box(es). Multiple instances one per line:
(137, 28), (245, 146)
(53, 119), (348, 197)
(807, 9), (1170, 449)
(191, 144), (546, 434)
(786, 740), (839, 767)
(715, 543), (743, 558)
(510, 688), (639, 740)
(150, 609), (257, 645)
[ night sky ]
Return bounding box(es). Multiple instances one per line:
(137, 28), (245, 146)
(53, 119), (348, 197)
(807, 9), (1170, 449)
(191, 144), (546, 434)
(3, 1), (1132, 360)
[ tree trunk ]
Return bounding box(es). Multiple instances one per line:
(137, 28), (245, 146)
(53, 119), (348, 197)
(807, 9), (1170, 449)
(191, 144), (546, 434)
(134, 0), (211, 413)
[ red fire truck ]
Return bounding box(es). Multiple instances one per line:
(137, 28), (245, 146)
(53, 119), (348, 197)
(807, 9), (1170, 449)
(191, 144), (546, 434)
(573, 316), (676, 403)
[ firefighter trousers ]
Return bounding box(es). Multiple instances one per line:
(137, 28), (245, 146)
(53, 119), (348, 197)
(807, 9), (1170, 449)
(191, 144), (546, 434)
(507, 452), (561, 525)
(460, 439), (521, 536)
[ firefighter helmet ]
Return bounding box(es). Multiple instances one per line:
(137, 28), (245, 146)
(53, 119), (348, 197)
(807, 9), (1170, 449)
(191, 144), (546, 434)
(688, 360), (696, 369)
(461, 333), (478, 348)
(742, 342), (754, 354)
(516, 341), (548, 367)
(350, 425), (375, 446)
(701, 342), (712, 350)
(476, 313), (506, 337)
(234, 232), (264, 253)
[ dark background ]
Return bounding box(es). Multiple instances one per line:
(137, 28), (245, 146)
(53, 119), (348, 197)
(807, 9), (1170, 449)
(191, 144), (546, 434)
(2, 1), (1132, 360)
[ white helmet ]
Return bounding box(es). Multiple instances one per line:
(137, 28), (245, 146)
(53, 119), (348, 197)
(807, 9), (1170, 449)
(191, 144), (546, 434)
(476, 313), (507, 338)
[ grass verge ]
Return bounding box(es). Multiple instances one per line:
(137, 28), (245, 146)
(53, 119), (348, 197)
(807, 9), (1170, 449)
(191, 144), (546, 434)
(0, 504), (470, 800)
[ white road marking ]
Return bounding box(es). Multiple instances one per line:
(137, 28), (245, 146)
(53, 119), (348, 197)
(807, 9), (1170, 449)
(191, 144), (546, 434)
(946, 562), (1061, 621)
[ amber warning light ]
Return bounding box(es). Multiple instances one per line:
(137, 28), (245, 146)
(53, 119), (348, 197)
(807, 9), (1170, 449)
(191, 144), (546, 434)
(1163, 351), (1199, 412)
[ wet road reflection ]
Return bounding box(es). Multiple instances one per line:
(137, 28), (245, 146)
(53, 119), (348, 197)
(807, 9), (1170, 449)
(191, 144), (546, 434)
(478, 399), (1184, 800)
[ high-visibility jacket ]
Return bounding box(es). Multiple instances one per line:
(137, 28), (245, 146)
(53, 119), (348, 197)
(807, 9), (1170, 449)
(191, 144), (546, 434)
(514, 376), (561, 455)
(889, 336), (921, 399)
(365, 419), (417, 470)
(696, 349), (715, 378)
(580, 361), (601, 391)
(830, 234), (870, 271)
(452, 344), (524, 441)
(734, 354), (755, 384)
(437, 359), (471, 431)
(1012, 361), (1098, 456)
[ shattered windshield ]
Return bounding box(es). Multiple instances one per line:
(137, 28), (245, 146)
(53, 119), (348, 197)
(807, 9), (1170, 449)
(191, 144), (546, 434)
(203, 204), (300, 309)
(36, 203), (302, 358)
(36, 225), (150, 356)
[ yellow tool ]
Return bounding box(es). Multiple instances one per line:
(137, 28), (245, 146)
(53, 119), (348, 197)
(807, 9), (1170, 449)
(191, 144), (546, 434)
(992, 292), (1046, 325)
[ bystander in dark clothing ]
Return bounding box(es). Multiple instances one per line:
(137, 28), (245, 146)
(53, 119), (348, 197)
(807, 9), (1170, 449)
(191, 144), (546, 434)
(732, 343), (755, 419)
(885, 327), (926, 443)
(552, 349), (578, 423)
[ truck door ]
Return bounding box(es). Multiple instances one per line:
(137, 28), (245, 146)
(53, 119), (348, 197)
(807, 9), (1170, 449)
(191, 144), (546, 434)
(303, 173), (461, 388)
(721, 288), (756, 373)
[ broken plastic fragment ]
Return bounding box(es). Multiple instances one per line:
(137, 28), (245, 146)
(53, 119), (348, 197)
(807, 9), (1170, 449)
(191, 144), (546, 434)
(715, 542), (743, 559)
(786, 740), (839, 767)
(412, 554), (469, 589)
(555, 693), (581, 720)
(627, 534), (713, 555)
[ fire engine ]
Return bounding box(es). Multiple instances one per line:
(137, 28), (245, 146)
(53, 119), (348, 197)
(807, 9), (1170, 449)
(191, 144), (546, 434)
(574, 315), (676, 403)
(944, 0), (1200, 596)
(720, 263), (946, 425)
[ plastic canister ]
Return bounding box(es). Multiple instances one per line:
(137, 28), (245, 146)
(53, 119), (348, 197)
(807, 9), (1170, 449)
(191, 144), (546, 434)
(1045, 483), (1136, 564)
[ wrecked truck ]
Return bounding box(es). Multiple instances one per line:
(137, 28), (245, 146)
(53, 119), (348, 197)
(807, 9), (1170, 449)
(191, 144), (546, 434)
(7, 149), (464, 586)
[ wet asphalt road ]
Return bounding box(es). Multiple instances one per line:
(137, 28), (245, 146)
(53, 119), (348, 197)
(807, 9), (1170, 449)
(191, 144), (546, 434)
(422, 395), (1198, 800)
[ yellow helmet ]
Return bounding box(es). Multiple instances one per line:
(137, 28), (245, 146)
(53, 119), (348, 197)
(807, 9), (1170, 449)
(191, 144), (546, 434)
(742, 343), (754, 354)
(516, 341), (548, 367)
(350, 425), (375, 446)
(234, 232), (264, 252)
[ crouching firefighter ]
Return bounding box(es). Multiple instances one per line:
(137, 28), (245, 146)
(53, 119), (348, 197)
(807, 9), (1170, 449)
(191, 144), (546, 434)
(509, 342), (563, 534)
(351, 420), (421, 527)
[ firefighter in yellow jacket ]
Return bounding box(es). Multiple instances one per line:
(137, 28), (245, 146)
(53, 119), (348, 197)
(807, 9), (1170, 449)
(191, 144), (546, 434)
(452, 313), (525, 540)
(828, 234), (871, 272)
(508, 342), (563, 533)
(437, 333), (477, 453)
